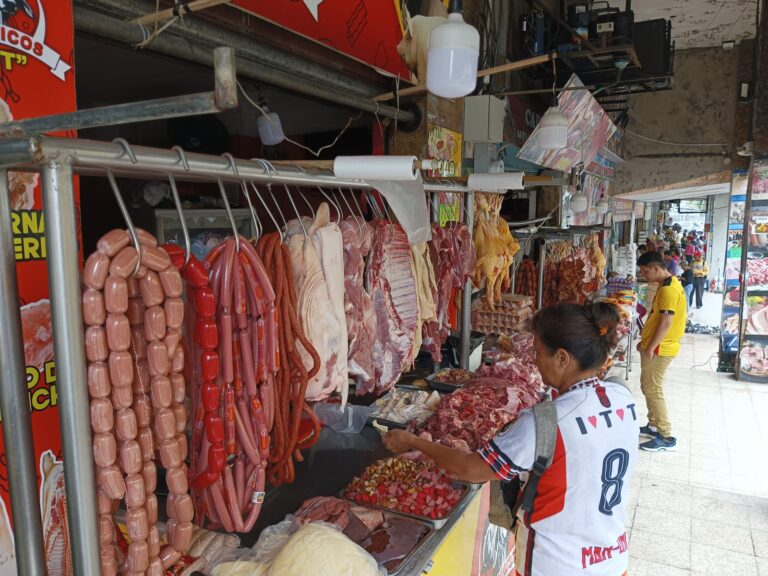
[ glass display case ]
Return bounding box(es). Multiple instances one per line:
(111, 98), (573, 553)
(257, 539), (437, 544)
(154, 208), (256, 261)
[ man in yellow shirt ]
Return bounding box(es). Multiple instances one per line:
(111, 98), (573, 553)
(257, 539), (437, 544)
(636, 251), (687, 451)
(690, 251), (709, 309)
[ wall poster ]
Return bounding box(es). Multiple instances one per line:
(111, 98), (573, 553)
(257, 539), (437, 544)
(0, 0), (78, 573)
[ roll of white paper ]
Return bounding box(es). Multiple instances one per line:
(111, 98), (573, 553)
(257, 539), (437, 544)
(334, 156), (419, 181)
(467, 172), (525, 191)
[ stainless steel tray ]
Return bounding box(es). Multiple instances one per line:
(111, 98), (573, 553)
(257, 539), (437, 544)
(341, 481), (471, 530)
(425, 370), (473, 393)
(351, 507), (435, 576)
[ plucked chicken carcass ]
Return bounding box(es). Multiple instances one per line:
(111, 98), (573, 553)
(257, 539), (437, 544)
(473, 194), (520, 308)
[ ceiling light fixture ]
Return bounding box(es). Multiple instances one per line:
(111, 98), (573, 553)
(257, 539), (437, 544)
(537, 56), (568, 149)
(426, 0), (480, 99)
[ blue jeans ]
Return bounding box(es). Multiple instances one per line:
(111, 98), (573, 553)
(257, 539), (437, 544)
(684, 284), (694, 307)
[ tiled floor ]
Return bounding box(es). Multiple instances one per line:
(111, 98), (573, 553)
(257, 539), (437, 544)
(619, 333), (768, 576)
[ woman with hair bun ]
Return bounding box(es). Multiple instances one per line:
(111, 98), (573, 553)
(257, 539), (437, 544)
(384, 302), (639, 576)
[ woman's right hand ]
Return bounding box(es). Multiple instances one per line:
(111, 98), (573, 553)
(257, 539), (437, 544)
(383, 429), (416, 454)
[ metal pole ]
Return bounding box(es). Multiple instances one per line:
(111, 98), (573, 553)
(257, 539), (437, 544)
(537, 240), (547, 310)
(41, 160), (100, 574)
(0, 137), (489, 195)
(0, 169), (47, 576)
(460, 190), (475, 369)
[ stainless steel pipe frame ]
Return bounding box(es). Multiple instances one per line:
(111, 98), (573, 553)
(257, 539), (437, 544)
(1, 136), (485, 194)
(0, 135), (507, 569)
(0, 170), (47, 576)
(41, 160), (101, 574)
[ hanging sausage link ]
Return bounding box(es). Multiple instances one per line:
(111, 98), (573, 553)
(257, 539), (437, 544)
(84, 229), (193, 575)
(256, 232), (322, 487)
(174, 235), (276, 533)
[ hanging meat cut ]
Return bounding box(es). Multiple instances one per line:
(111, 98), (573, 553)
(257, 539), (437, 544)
(286, 204), (349, 405)
(422, 222), (476, 361)
(339, 217), (377, 394)
(366, 221), (419, 393)
(410, 241), (437, 356)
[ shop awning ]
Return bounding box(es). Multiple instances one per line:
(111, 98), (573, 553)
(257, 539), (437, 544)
(615, 171), (732, 202)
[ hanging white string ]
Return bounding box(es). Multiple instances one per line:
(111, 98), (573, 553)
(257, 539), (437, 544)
(238, 82), (363, 158)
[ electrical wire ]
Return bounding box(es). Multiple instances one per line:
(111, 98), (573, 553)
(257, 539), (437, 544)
(626, 130), (729, 148)
(238, 81), (364, 158)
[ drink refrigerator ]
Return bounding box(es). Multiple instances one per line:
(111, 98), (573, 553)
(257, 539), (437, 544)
(153, 208), (257, 260)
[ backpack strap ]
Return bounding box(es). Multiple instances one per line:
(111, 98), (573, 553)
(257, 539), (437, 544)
(512, 400), (558, 521)
(603, 375), (630, 391)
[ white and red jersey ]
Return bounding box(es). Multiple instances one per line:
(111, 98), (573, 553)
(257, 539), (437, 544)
(480, 377), (639, 576)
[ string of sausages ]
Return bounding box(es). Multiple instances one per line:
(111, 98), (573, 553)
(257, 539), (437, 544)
(181, 236), (278, 532)
(84, 228), (193, 575)
(256, 232), (321, 487)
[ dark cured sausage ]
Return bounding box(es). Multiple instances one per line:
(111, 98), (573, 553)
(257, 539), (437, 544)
(255, 232), (321, 487)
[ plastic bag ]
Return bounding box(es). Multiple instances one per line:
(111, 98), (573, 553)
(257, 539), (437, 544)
(369, 178), (431, 245)
(205, 519), (385, 576)
(314, 402), (374, 434)
(266, 522), (385, 576)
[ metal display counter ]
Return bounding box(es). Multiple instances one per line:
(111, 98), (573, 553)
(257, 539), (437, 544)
(240, 424), (504, 576)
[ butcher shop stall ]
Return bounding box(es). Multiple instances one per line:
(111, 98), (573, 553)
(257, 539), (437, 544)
(0, 0), (653, 573)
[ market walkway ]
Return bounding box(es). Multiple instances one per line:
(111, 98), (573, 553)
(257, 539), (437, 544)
(622, 334), (768, 576)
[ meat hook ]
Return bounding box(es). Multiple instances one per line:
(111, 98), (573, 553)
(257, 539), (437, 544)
(297, 188), (315, 220)
(350, 188), (367, 223)
(220, 153), (243, 252)
(337, 188), (362, 231)
(249, 182), (283, 241)
(217, 177), (241, 252)
(283, 184), (309, 240)
(240, 181), (262, 242)
(168, 145), (192, 269)
(106, 169), (143, 277)
(318, 187), (342, 223)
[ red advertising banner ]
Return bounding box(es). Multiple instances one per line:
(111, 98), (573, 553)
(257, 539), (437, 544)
(0, 0), (78, 574)
(232, 0), (411, 78)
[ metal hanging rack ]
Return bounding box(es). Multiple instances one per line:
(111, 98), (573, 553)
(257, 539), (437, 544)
(0, 134), (491, 575)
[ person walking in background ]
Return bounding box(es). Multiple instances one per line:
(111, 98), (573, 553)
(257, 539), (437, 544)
(663, 250), (677, 275)
(636, 251), (687, 452)
(691, 252), (709, 309)
(680, 260), (694, 309)
(684, 240), (696, 264)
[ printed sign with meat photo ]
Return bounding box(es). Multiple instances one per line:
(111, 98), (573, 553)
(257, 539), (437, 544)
(0, 0), (78, 573)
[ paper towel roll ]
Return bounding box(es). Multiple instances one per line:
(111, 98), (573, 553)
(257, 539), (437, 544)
(334, 156), (419, 181)
(467, 172), (525, 191)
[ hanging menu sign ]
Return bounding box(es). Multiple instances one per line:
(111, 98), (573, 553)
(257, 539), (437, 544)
(0, 0), (78, 574)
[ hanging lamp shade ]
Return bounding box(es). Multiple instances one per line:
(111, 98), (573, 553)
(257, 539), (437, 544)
(426, 0), (480, 99)
(257, 106), (285, 146)
(570, 192), (588, 213)
(595, 197), (610, 215)
(537, 98), (569, 150)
